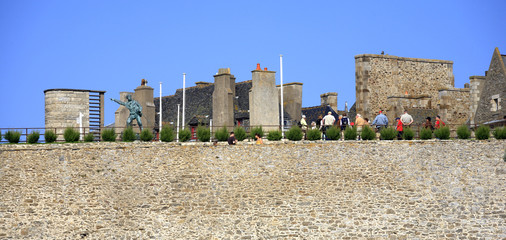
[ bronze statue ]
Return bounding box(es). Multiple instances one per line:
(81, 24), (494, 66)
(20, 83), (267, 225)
(110, 94), (143, 130)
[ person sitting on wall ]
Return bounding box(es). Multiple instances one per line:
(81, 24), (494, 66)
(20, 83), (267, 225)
(423, 117), (434, 130)
(311, 121), (317, 129)
(435, 115), (446, 129)
(228, 132), (238, 145)
(372, 110), (388, 132)
(255, 133), (263, 145)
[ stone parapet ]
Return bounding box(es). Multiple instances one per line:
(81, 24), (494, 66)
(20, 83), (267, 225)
(0, 141), (504, 239)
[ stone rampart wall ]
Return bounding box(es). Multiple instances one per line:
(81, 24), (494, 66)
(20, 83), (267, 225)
(1, 141), (505, 239)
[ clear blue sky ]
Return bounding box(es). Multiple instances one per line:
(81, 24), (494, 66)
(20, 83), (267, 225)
(1, 0), (505, 128)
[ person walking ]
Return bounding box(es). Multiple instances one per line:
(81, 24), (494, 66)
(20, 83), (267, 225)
(355, 114), (365, 140)
(435, 115), (445, 129)
(372, 110), (388, 132)
(400, 110), (413, 126)
(396, 117), (403, 140)
(322, 112), (336, 140)
(300, 115), (308, 140)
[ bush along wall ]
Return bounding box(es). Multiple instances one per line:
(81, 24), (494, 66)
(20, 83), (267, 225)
(233, 127), (247, 141)
(286, 126), (303, 141)
(475, 126), (490, 140)
(456, 125), (471, 139)
(493, 126), (506, 140)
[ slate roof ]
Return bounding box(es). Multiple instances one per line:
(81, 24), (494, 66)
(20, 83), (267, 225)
(301, 105), (341, 125)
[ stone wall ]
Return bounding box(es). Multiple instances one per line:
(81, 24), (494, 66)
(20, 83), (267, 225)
(44, 90), (89, 140)
(469, 76), (487, 125)
(1, 141), (505, 239)
(355, 54), (454, 121)
(438, 88), (471, 126)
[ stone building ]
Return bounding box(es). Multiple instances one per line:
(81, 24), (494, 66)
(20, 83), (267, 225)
(469, 47), (506, 125)
(354, 53), (471, 126)
(155, 65), (303, 138)
(44, 89), (105, 140)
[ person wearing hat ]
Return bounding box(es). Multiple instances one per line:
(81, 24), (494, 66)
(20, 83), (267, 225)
(300, 115), (308, 139)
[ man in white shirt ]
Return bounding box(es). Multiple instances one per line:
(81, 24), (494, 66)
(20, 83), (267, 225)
(400, 110), (414, 126)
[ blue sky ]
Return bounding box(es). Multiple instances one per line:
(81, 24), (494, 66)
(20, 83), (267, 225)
(1, 0), (505, 128)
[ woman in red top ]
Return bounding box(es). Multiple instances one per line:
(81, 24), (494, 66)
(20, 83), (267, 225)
(396, 117), (403, 140)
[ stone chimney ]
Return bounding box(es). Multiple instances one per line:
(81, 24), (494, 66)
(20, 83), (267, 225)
(249, 64), (279, 131)
(320, 92), (338, 112)
(212, 68), (236, 131)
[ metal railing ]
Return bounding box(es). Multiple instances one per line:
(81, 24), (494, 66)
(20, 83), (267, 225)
(1, 121), (504, 143)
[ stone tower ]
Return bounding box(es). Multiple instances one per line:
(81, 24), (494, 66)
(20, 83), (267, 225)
(249, 64), (279, 131)
(320, 92), (338, 113)
(45, 89), (105, 141)
(277, 82), (303, 122)
(212, 68), (236, 131)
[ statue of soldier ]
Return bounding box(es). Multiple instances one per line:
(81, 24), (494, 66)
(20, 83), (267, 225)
(110, 94), (143, 131)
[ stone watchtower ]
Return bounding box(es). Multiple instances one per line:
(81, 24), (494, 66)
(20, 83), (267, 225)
(212, 68), (236, 131)
(249, 64), (279, 131)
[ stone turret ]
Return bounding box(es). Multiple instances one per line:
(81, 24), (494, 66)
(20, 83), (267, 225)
(212, 68), (236, 130)
(249, 64), (279, 131)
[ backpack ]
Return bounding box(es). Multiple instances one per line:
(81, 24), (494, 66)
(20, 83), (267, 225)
(341, 117), (348, 126)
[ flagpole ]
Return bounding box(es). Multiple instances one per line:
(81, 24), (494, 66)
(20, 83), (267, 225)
(280, 54), (284, 138)
(182, 73), (186, 130)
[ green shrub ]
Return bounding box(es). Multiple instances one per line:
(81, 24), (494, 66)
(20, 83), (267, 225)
(64, 127), (80, 142)
(493, 126), (506, 140)
(250, 126), (264, 139)
(456, 125), (471, 139)
(402, 127), (415, 140)
(179, 128), (191, 142)
(160, 126), (175, 142)
(434, 126), (450, 140)
(27, 131), (40, 144)
(380, 127), (397, 140)
(475, 125), (490, 140)
(286, 126), (303, 141)
(326, 126), (341, 140)
(215, 127), (229, 141)
(121, 127), (136, 142)
(419, 128), (433, 140)
(361, 125), (376, 140)
(196, 126), (211, 142)
(4, 130), (21, 143)
(306, 129), (321, 140)
(267, 130), (282, 141)
(84, 133), (95, 142)
(343, 127), (357, 140)
(234, 127), (247, 141)
(140, 129), (153, 141)
(44, 130), (57, 143)
(101, 128), (117, 142)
